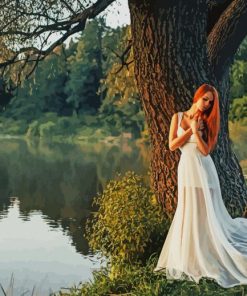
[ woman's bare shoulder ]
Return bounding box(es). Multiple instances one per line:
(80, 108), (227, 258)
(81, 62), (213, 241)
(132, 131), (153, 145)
(171, 112), (180, 120)
(170, 113), (179, 127)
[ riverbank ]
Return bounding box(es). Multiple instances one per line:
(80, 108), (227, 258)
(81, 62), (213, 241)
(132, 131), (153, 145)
(56, 255), (247, 296)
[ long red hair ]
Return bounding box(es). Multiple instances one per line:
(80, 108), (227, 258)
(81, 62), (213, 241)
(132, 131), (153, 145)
(193, 83), (220, 152)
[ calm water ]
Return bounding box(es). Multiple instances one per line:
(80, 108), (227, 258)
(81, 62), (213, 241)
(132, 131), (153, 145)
(0, 138), (149, 295)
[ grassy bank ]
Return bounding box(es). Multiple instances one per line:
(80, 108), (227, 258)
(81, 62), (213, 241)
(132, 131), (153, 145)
(56, 255), (247, 296)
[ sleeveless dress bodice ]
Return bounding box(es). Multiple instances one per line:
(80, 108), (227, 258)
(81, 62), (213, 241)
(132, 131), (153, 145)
(176, 112), (204, 156)
(177, 111), (199, 142)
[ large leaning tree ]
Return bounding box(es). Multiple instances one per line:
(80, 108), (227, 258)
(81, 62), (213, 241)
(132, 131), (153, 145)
(0, 0), (246, 217)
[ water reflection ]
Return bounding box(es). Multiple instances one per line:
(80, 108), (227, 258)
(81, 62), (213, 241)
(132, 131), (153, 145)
(0, 197), (102, 295)
(0, 139), (149, 256)
(0, 138), (149, 295)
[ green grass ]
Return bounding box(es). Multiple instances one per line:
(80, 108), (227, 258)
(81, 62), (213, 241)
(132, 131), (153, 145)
(55, 254), (247, 296)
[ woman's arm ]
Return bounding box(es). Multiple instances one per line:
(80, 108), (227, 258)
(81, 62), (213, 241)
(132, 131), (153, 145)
(169, 113), (193, 151)
(193, 131), (210, 156)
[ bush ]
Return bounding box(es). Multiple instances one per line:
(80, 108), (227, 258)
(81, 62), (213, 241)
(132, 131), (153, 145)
(43, 112), (59, 122)
(229, 96), (247, 124)
(77, 126), (95, 137)
(3, 119), (28, 135)
(39, 121), (56, 138)
(79, 114), (99, 126)
(85, 171), (169, 279)
(91, 128), (112, 140)
(229, 121), (247, 162)
(26, 120), (40, 138)
(54, 117), (74, 135)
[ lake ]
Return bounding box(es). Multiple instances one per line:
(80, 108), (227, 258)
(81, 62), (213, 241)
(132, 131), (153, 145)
(0, 138), (149, 295)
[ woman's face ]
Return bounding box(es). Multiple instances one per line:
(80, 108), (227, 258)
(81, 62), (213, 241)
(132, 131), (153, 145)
(196, 91), (214, 112)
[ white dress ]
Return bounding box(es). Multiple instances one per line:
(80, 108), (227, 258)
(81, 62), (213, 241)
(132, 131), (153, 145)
(153, 111), (247, 288)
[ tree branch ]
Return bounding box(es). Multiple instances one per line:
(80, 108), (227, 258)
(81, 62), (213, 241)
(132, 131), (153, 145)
(106, 39), (133, 74)
(207, 0), (232, 35)
(0, 0), (116, 72)
(207, 0), (247, 80)
(60, 0), (76, 16)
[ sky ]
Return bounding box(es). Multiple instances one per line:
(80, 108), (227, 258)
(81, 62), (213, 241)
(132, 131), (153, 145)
(103, 0), (130, 28)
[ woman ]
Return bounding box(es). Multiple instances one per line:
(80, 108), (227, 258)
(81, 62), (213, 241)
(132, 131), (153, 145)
(154, 83), (247, 288)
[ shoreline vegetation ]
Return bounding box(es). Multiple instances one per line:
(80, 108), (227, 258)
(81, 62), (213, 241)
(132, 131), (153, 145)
(0, 113), (142, 145)
(56, 260), (247, 296)
(0, 114), (245, 143)
(0, 115), (245, 163)
(0, 116), (246, 181)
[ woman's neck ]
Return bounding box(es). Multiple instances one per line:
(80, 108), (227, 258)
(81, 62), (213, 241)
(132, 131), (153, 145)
(185, 104), (200, 119)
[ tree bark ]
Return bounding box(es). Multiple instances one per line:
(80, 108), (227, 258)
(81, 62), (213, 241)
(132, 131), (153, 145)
(208, 0), (247, 79)
(212, 73), (247, 217)
(128, 0), (247, 217)
(206, 0), (247, 217)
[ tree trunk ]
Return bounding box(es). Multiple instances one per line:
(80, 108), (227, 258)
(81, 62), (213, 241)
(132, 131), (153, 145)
(212, 73), (247, 217)
(128, 0), (247, 217)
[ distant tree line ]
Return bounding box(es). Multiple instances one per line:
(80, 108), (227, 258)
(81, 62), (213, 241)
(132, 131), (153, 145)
(0, 18), (144, 139)
(0, 19), (246, 139)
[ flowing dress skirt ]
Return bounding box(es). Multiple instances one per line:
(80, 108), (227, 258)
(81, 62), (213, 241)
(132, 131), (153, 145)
(154, 139), (247, 288)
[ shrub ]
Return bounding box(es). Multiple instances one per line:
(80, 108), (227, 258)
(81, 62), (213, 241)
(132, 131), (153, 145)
(43, 112), (59, 122)
(229, 96), (247, 124)
(4, 119), (28, 135)
(85, 171), (169, 278)
(77, 126), (95, 137)
(39, 121), (56, 138)
(93, 128), (111, 139)
(79, 114), (99, 126)
(26, 120), (40, 138)
(55, 117), (73, 135)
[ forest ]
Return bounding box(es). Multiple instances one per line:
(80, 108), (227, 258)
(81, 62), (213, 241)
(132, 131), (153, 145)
(0, 18), (246, 143)
(0, 19), (144, 142)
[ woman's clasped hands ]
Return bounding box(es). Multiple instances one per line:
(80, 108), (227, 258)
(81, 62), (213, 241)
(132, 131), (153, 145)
(190, 116), (204, 134)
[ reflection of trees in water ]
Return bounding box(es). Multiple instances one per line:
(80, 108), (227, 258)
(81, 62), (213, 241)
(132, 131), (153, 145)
(0, 158), (11, 219)
(95, 142), (150, 189)
(0, 139), (149, 255)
